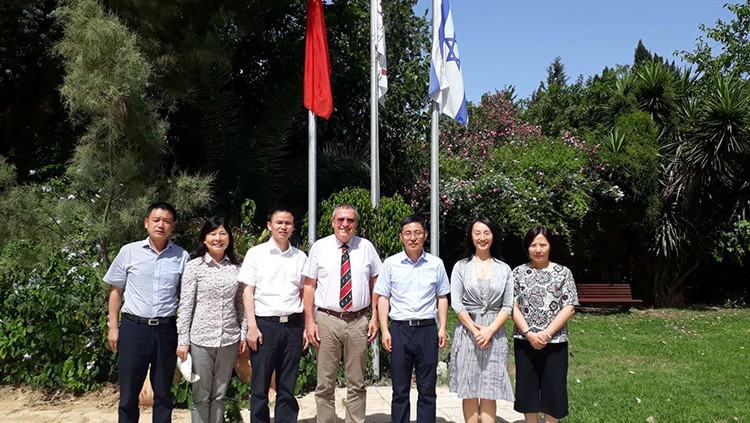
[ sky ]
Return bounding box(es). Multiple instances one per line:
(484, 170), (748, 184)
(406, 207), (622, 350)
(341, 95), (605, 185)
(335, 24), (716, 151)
(414, 0), (735, 102)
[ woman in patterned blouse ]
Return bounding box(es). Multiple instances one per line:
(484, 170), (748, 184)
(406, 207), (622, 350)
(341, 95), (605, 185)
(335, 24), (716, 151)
(176, 216), (246, 423)
(512, 225), (578, 423)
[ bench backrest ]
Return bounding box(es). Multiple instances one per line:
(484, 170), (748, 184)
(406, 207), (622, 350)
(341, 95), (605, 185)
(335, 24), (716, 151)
(576, 284), (635, 298)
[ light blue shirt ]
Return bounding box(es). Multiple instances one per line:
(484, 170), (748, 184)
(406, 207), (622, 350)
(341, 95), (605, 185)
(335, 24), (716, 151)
(104, 238), (190, 318)
(374, 250), (450, 321)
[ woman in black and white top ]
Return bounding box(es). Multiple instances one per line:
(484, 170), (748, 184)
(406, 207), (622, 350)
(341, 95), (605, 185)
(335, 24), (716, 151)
(512, 225), (578, 422)
(449, 216), (515, 423)
(176, 216), (246, 423)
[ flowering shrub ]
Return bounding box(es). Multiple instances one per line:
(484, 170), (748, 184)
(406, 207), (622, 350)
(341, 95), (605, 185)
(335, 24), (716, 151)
(406, 91), (620, 243)
(0, 243), (115, 391)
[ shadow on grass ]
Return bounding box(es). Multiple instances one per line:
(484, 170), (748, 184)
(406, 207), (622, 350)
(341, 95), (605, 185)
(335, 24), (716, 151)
(298, 415), (456, 423)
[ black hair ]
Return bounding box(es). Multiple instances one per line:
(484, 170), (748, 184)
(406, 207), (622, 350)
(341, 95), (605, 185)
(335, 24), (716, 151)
(399, 215), (427, 231)
(267, 205), (296, 222)
(522, 225), (554, 251)
(461, 215), (503, 262)
(146, 202), (177, 221)
(190, 216), (240, 265)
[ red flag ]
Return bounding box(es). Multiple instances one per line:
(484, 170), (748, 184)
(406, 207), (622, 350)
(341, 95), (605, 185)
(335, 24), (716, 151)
(304, 0), (333, 119)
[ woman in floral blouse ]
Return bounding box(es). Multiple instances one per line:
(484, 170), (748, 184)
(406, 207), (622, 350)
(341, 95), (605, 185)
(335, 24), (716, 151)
(176, 216), (246, 423)
(512, 225), (578, 423)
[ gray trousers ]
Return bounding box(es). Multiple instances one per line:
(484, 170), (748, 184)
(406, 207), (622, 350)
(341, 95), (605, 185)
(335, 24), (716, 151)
(190, 342), (239, 423)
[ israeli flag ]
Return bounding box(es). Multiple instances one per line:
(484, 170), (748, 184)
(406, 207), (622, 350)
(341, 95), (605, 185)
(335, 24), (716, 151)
(429, 0), (468, 126)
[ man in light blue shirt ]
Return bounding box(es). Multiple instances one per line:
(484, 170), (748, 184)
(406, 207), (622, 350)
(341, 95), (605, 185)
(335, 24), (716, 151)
(375, 215), (450, 423)
(104, 202), (190, 423)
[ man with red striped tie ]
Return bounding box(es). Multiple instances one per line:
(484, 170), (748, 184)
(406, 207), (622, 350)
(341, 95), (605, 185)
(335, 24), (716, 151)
(303, 204), (382, 423)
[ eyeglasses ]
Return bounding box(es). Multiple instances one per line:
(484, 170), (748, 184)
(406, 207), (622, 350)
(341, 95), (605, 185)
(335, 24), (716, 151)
(335, 217), (356, 224)
(401, 231), (424, 238)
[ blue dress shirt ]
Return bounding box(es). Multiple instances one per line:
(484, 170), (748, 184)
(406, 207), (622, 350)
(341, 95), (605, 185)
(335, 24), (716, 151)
(374, 250), (450, 321)
(104, 238), (190, 318)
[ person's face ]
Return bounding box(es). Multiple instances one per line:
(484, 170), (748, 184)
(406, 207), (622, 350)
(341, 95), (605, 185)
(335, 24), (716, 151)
(203, 225), (230, 257)
(399, 222), (427, 257)
(144, 208), (175, 245)
(528, 233), (551, 265)
(267, 211), (295, 245)
(471, 221), (493, 254)
(332, 208), (357, 244)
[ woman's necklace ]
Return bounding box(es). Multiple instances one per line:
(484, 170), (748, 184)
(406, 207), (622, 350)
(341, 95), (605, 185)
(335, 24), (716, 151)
(474, 256), (492, 279)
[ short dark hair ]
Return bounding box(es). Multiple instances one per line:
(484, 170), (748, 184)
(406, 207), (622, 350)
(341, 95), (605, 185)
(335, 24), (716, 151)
(267, 205), (295, 222)
(399, 215), (426, 231)
(522, 225), (554, 251)
(146, 202), (177, 221)
(190, 216), (239, 265)
(461, 215), (503, 262)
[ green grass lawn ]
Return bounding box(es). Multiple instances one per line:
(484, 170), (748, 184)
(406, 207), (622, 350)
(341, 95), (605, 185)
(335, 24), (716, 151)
(445, 308), (750, 422)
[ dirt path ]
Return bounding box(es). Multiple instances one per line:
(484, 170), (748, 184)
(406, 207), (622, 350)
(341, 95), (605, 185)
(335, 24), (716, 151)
(0, 385), (192, 423)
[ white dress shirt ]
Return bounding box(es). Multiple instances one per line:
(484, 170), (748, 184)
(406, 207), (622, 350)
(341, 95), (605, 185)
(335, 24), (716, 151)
(302, 234), (382, 312)
(237, 238), (307, 317)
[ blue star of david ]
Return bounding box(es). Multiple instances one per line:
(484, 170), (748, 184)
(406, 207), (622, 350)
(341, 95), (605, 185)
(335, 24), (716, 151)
(443, 37), (461, 70)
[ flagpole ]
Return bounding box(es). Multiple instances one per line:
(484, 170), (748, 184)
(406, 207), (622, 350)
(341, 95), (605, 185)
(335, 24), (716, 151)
(308, 110), (317, 246)
(430, 101), (440, 256)
(370, 0), (380, 208)
(369, 0), (380, 381)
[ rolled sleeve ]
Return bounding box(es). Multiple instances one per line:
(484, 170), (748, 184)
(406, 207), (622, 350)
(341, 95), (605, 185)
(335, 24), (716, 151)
(373, 263), (392, 297)
(436, 261), (450, 296)
(103, 248), (128, 288)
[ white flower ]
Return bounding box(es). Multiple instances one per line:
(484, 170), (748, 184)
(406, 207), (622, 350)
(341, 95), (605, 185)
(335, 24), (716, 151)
(67, 194), (76, 200)
(86, 361), (95, 370)
(42, 186), (52, 192)
(23, 353), (32, 361)
(29, 170), (36, 175)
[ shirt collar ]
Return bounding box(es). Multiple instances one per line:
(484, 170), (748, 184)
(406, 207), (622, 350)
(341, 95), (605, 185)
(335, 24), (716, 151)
(141, 237), (174, 253)
(401, 249), (427, 265)
(267, 237), (293, 256)
(335, 235), (357, 249)
(202, 252), (230, 265)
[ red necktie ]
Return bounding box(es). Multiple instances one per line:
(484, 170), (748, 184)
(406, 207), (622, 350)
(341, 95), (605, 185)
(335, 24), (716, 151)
(339, 244), (353, 310)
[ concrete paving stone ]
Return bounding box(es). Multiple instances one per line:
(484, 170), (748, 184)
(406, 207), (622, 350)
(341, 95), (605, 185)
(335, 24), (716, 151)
(285, 385), (524, 423)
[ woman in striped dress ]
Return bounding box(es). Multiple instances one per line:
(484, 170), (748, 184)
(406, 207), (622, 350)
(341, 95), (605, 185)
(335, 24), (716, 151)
(449, 216), (515, 423)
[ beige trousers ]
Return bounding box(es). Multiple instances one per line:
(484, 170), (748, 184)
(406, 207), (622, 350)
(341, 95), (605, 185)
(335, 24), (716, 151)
(314, 311), (369, 423)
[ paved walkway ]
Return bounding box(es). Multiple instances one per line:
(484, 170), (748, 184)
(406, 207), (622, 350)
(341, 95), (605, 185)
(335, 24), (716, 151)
(293, 386), (525, 423)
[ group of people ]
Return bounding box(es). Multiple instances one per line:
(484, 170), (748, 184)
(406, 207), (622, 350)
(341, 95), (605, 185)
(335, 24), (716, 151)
(105, 201), (578, 423)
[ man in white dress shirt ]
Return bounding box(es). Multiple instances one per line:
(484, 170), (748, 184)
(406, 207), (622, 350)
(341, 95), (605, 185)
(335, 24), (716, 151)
(240, 205), (307, 423)
(302, 204), (382, 423)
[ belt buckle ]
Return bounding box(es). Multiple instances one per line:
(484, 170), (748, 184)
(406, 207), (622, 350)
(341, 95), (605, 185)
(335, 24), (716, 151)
(280, 315), (289, 323)
(409, 320), (419, 327)
(339, 311), (349, 319)
(147, 318), (159, 326)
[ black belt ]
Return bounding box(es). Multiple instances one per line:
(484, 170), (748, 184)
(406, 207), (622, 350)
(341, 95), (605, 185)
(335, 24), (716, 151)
(122, 313), (176, 326)
(392, 319), (436, 327)
(318, 307), (367, 320)
(256, 313), (302, 324)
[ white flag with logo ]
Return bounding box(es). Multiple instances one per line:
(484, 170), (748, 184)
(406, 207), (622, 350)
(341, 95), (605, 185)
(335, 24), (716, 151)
(429, 0), (468, 126)
(376, 0), (388, 104)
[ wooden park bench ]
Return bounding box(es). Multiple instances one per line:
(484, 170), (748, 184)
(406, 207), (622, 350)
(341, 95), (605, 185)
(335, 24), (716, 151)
(576, 283), (643, 311)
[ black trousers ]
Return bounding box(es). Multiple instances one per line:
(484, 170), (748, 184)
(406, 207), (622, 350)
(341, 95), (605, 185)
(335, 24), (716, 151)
(249, 315), (304, 423)
(514, 340), (569, 419)
(390, 321), (438, 423)
(118, 317), (177, 423)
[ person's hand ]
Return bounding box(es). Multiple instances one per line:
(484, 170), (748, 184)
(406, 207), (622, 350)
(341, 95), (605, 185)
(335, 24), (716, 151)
(302, 330), (309, 350)
(526, 331), (547, 350)
(471, 322), (493, 349)
(367, 317), (379, 342)
(176, 345), (190, 361)
(107, 327), (119, 352)
(306, 322), (320, 348)
(381, 329), (392, 352)
(238, 340), (246, 355)
(247, 325), (263, 352)
(438, 328), (448, 349)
